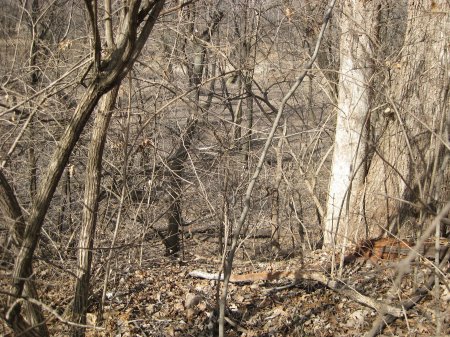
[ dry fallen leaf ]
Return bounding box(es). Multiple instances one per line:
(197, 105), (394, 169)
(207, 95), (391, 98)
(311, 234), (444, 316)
(185, 292), (203, 308)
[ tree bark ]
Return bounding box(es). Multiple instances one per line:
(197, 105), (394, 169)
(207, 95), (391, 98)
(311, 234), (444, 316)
(363, 0), (449, 236)
(70, 86), (119, 336)
(4, 1), (165, 333)
(1, 167), (49, 337)
(324, 0), (379, 249)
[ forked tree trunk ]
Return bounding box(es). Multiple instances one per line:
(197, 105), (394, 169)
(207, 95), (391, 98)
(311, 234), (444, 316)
(363, 0), (449, 235)
(324, 0), (379, 249)
(3, 2), (165, 334)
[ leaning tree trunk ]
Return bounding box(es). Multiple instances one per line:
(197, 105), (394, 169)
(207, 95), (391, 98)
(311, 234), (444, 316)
(4, 2), (165, 334)
(363, 0), (449, 236)
(324, 0), (379, 249)
(0, 170), (47, 337)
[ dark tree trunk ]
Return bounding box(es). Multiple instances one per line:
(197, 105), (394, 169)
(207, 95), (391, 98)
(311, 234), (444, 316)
(164, 9), (223, 255)
(4, 2), (165, 334)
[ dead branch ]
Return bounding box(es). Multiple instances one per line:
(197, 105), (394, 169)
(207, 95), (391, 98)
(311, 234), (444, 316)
(189, 269), (403, 317)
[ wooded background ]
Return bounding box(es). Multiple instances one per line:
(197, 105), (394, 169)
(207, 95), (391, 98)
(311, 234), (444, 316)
(0, 0), (448, 336)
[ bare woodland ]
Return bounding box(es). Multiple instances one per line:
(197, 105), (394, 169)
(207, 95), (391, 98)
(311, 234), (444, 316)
(0, 0), (449, 336)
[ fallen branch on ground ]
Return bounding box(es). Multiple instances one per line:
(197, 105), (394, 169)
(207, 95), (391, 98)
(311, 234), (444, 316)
(189, 269), (403, 317)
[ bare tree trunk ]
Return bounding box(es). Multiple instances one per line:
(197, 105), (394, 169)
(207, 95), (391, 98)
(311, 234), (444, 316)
(0, 170), (48, 337)
(230, 4), (259, 167)
(4, 1), (165, 333)
(58, 168), (72, 238)
(218, 2), (336, 334)
(0, 171), (25, 247)
(101, 81), (133, 309)
(10, 84), (104, 299)
(233, 76), (244, 142)
(69, 0), (119, 332)
(164, 8), (223, 255)
(324, 0), (379, 249)
(27, 126), (37, 201)
(363, 0), (449, 237)
(70, 85), (119, 337)
(270, 123), (286, 248)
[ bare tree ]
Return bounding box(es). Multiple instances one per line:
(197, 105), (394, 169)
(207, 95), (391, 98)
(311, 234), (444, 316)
(218, 1), (336, 334)
(1, 1), (165, 335)
(70, 86), (119, 336)
(364, 0), (449, 238)
(324, 0), (379, 249)
(163, 2), (223, 255)
(1, 1), (446, 336)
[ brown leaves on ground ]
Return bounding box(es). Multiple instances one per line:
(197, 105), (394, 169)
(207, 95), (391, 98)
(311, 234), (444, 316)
(7, 241), (447, 336)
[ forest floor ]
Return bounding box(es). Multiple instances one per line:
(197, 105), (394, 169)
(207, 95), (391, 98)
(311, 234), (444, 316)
(18, 232), (447, 337)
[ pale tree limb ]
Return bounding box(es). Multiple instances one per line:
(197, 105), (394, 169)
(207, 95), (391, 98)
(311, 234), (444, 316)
(190, 269), (403, 317)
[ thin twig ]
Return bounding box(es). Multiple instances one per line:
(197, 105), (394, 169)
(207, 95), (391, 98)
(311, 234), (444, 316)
(218, 3), (337, 335)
